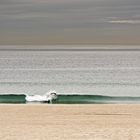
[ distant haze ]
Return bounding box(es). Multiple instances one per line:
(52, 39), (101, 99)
(0, 0), (140, 45)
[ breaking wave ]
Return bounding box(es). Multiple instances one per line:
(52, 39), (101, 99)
(0, 93), (140, 104)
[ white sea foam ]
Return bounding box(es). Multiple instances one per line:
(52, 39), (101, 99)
(25, 90), (57, 102)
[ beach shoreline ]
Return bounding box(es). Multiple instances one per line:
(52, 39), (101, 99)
(0, 104), (140, 140)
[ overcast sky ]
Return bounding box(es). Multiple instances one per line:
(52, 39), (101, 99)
(0, 0), (140, 45)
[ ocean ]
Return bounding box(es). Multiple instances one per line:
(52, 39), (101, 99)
(0, 47), (140, 103)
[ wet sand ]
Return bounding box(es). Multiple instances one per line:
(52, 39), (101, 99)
(0, 104), (140, 140)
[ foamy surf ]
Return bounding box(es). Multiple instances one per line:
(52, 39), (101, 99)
(25, 90), (57, 103)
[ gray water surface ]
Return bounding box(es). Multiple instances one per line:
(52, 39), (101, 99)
(0, 49), (140, 96)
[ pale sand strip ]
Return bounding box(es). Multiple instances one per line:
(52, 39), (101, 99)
(0, 104), (140, 140)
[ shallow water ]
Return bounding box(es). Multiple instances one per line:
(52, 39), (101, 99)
(0, 48), (140, 98)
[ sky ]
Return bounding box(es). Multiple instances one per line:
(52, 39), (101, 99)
(0, 0), (140, 45)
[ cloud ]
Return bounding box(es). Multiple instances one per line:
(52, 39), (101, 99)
(108, 20), (140, 24)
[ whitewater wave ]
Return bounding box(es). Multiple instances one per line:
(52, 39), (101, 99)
(25, 90), (57, 103)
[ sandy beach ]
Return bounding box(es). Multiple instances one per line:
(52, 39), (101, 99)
(0, 104), (140, 140)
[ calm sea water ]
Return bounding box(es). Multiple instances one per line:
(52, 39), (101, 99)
(0, 48), (140, 98)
